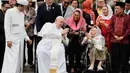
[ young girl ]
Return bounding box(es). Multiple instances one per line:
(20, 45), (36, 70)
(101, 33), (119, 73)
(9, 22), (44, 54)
(82, 26), (107, 71)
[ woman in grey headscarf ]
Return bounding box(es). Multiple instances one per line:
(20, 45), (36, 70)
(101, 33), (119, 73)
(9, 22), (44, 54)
(82, 26), (107, 71)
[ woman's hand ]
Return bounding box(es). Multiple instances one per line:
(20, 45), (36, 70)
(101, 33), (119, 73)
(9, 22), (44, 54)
(62, 28), (69, 35)
(88, 25), (93, 29)
(99, 20), (108, 28)
(69, 30), (75, 34)
(74, 31), (79, 35)
(62, 28), (69, 38)
(85, 32), (92, 40)
(97, 18), (102, 26)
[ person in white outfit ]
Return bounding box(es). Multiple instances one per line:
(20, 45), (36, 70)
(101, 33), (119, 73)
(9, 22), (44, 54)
(82, 26), (107, 71)
(37, 16), (69, 73)
(1, 0), (32, 73)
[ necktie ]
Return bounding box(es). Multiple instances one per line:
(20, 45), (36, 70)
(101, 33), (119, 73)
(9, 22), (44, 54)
(48, 6), (51, 11)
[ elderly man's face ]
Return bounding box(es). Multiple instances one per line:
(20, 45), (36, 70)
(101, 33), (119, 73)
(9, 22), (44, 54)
(56, 18), (64, 28)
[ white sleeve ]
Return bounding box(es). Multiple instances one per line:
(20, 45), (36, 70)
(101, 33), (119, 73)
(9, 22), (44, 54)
(38, 23), (52, 37)
(4, 10), (12, 41)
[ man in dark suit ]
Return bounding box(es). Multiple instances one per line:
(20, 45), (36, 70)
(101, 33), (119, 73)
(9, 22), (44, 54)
(0, 1), (10, 72)
(36, 0), (62, 32)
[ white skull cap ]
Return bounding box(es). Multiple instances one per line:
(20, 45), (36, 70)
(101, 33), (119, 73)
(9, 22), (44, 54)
(17, 0), (28, 6)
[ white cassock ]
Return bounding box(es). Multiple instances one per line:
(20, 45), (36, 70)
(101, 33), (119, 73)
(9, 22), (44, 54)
(1, 7), (29, 73)
(36, 22), (67, 73)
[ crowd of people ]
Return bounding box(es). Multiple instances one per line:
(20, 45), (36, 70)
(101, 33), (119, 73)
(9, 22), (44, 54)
(0, 0), (130, 73)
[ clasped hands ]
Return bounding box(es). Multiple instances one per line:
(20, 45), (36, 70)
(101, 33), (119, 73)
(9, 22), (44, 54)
(85, 32), (92, 40)
(62, 28), (69, 38)
(114, 35), (123, 41)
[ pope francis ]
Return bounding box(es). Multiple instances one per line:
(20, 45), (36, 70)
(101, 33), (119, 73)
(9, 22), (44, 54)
(1, 0), (32, 73)
(37, 16), (69, 73)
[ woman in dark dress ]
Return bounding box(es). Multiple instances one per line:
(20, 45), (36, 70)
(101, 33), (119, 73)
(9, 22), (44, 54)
(65, 8), (87, 73)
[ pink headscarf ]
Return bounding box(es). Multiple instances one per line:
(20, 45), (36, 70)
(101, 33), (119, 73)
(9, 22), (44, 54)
(65, 8), (87, 32)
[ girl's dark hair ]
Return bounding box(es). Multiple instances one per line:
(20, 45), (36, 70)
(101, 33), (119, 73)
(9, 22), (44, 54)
(70, 0), (79, 8)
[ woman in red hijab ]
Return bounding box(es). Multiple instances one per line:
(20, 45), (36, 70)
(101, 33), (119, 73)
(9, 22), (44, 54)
(65, 8), (87, 73)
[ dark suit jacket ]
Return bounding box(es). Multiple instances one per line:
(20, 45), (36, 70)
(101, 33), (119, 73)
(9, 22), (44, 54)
(36, 3), (62, 32)
(83, 11), (91, 32)
(0, 9), (5, 43)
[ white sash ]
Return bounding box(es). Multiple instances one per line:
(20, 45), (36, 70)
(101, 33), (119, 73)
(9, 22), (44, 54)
(50, 38), (61, 73)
